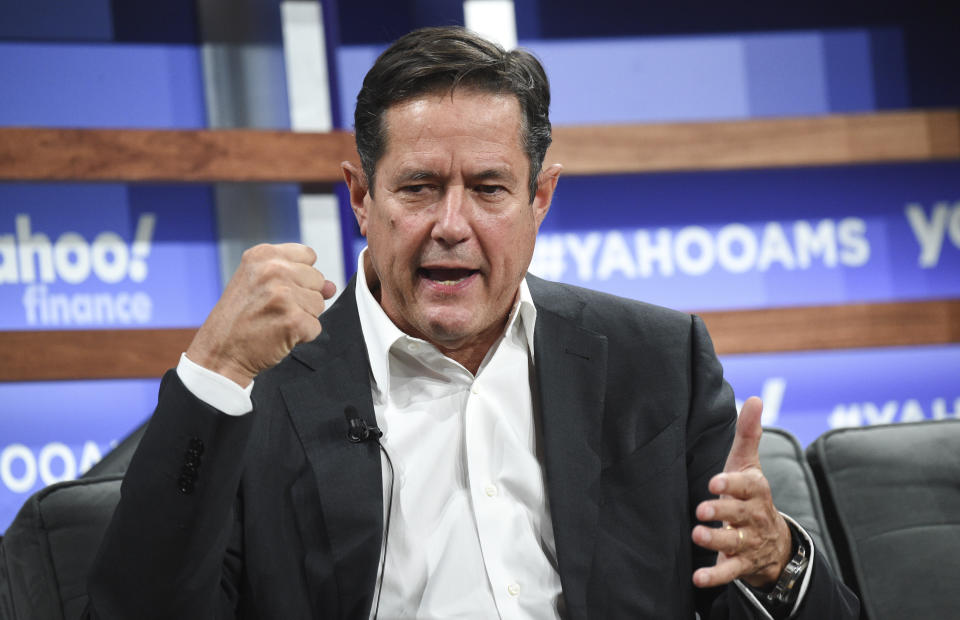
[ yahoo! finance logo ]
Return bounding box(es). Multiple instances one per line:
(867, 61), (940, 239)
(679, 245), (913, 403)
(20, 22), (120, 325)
(0, 213), (156, 327)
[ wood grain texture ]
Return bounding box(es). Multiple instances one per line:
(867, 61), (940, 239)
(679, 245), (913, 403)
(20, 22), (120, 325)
(2, 300), (957, 381)
(699, 299), (960, 355)
(546, 109), (960, 174)
(0, 127), (357, 183)
(1, 109), (957, 183)
(0, 328), (196, 382)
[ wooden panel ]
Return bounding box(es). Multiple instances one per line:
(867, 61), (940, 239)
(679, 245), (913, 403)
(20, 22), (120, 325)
(1, 109), (957, 183)
(546, 109), (960, 175)
(0, 127), (357, 183)
(700, 299), (960, 355)
(1, 300), (958, 381)
(0, 328), (196, 382)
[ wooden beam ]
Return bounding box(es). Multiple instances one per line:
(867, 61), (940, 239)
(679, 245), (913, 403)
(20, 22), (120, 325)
(0, 328), (196, 382)
(546, 109), (960, 174)
(1, 110), (957, 183)
(0, 128), (357, 183)
(1, 300), (958, 381)
(700, 299), (960, 355)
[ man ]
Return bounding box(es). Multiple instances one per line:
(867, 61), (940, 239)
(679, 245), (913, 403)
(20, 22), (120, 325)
(87, 27), (858, 619)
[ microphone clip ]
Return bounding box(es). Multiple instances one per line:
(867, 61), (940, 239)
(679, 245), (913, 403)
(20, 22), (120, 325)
(344, 406), (383, 443)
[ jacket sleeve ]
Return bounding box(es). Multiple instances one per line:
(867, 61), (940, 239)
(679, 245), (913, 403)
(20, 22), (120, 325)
(86, 370), (253, 620)
(684, 316), (859, 620)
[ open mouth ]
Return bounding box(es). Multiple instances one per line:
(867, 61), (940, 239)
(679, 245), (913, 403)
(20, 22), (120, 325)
(419, 267), (478, 286)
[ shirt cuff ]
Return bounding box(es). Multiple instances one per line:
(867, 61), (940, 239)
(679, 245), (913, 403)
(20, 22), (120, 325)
(733, 512), (815, 620)
(176, 353), (254, 416)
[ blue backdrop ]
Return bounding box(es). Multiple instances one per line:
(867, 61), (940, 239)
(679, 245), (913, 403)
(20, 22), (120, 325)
(2, 0), (959, 534)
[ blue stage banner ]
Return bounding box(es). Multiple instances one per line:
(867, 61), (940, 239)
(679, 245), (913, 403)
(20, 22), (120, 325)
(335, 28), (906, 129)
(0, 42), (206, 128)
(531, 162), (960, 311)
(0, 378), (159, 534)
(720, 344), (960, 447)
(0, 183), (221, 330)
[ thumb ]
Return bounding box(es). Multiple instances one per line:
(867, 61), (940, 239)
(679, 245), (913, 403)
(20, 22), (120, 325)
(725, 396), (763, 473)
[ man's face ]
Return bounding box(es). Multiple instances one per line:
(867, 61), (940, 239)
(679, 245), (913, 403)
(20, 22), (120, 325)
(344, 90), (560, 360)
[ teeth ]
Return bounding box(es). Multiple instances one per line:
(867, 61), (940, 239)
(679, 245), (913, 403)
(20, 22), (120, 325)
(437, 278), (467, 285)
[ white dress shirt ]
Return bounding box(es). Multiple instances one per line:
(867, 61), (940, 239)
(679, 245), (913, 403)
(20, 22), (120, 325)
(353, 249), (564, 619)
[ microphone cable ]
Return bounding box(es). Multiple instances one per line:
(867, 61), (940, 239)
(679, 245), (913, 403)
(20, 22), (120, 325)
(344, 405), (394, 620)
(372, 440), (394, 620)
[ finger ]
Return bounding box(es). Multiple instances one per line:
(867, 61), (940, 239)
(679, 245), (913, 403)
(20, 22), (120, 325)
(292, 286), (331, 318)
(286, 262), (332, 291)
(284, 272), (335, 309)
(709, 469), (769, 501)
(273, 242), (319, 266)
(242, 243), (318, 269)
(693, 555), (751, 588)
(724, 396), (764, 473)
(321, 278), (337, 299)
(691, 524), (746, 556)
(696, 498), (750, 525)
(289, 308), (323, 346)
(285, 262), (338, 299)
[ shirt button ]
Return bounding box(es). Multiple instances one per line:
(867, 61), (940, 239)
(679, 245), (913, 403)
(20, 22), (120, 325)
(471, 384), (479, 395)
(407, 341), (419, 352)
(507, 583), (521, 597)
(484, 484), (498, 497)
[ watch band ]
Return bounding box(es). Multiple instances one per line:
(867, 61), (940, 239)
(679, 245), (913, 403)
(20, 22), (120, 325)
(766, 528), (809, 606)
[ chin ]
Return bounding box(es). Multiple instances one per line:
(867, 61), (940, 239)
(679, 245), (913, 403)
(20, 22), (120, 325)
(419, 316), (479, 346)
(423, 322), (474, 345)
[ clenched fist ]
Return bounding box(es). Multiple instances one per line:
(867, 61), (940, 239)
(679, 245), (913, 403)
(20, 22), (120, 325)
(185, 243), (337, 386)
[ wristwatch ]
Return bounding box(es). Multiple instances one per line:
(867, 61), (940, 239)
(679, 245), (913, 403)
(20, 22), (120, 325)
(745, 522), (810, 617)
(765, 529), (809, 606)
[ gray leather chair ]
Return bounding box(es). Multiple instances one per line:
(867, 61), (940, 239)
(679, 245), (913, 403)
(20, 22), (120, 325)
(759, 427), (842, 577)
(0, 476), (122, 620)
(806, 419), (960, 620)
(0, 421), (147, 620)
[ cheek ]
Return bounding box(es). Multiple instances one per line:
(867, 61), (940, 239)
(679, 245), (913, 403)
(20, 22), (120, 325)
(486, 225), (537, 273)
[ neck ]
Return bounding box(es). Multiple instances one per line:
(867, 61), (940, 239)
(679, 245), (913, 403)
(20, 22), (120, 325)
(431, 317), (509, 376)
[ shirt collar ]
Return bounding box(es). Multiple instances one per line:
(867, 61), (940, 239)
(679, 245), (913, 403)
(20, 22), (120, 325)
(354, 248), (538, 396)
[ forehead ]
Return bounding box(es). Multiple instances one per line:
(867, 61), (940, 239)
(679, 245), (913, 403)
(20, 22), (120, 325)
(378, 90), (525, 174)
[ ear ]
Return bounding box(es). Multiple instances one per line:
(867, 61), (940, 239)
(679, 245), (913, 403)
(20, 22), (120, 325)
(531, 163), (562, 227)
(341, 161), (370, 236)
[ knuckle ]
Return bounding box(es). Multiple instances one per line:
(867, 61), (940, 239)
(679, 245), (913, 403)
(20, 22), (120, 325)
(243, 243), (273, 263)
(282, 310), (304, 332)
(755, 474), (771, 496)
(294, 315), (321, 343)
(261, 259), (287, 282)
(736, 503), (750, 523)
(265, 285), (294, 313)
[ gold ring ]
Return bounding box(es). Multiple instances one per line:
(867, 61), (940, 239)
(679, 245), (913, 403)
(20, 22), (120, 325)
(725, 525), (744, 553)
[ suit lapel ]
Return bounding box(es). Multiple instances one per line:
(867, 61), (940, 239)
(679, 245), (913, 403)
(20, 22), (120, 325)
(529, 277), (608, 620)
(281, 279), (384, 619)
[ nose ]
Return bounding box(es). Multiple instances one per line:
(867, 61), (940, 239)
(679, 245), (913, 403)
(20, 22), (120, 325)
(431, 186), (471, 246)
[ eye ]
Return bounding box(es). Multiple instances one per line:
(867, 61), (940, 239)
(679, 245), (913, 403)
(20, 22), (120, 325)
(474, 184), (505, 195)
(402, 184), (427, 194)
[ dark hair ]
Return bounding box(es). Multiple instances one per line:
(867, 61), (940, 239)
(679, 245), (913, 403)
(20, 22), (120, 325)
(354, 26), (552, 201)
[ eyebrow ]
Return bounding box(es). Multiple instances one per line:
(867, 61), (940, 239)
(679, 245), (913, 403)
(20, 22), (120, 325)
(471, 168), (517, 184)
(395, 169), (438, 183)
(391, 167), (519, 185)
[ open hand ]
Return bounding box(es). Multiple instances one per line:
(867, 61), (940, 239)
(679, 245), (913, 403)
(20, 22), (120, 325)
(691, 397), (792, 589)
(186, 243), (337, 386)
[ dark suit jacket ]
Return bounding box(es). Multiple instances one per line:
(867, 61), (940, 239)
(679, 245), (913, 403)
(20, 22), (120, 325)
(87, 276), (858, 619)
